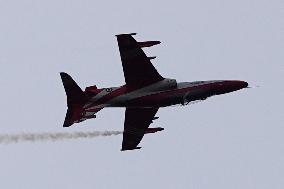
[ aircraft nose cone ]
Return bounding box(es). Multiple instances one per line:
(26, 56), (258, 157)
(229, 80), (248, 91)
(237, 81), (248, 89)
(214, 80), (248, 95)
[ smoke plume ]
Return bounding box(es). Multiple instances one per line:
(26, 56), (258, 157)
(0, 131), (123, 144)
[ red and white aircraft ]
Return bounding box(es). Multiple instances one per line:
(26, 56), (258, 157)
(60, 33), (248, 151)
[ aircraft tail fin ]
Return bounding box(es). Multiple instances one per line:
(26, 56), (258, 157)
(60, 72), (86, 106)
(60, 72), (87, 127)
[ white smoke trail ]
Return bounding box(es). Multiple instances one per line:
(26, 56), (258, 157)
(0, 131), (123, 144)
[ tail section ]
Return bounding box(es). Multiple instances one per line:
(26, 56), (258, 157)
(60, 72), (87, 127)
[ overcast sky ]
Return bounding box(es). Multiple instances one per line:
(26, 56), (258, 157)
(0, 0), (283, 188)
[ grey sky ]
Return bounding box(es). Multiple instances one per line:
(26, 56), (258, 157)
(0, 0), (283, 188)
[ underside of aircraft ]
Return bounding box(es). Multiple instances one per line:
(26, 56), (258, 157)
(60, 33), (248, 151)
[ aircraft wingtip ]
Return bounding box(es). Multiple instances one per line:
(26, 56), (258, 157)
(121, 147), (142, 151)
(116, 33), (137, 37)
(60, 72), (68, 76)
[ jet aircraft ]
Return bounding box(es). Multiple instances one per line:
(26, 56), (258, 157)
(60, 33), (248, 151)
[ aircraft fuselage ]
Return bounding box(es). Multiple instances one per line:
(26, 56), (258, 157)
(83, 79), (248, 112)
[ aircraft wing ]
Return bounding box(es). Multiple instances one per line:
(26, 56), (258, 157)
(116, 33), (164, 87)
(121, 107), (159, 151)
